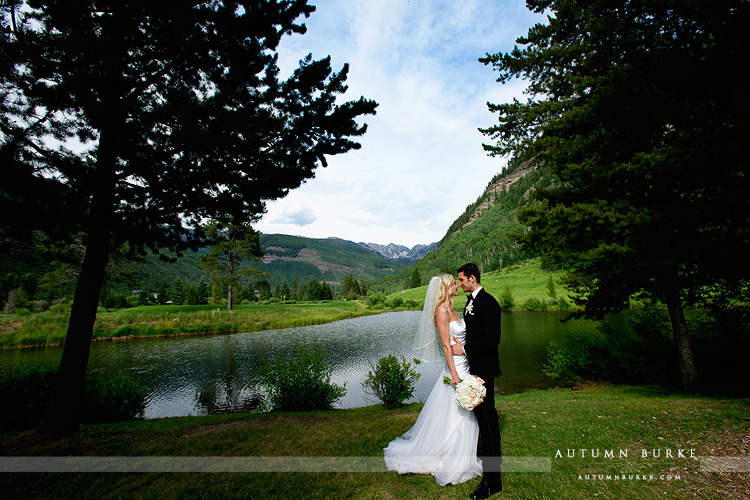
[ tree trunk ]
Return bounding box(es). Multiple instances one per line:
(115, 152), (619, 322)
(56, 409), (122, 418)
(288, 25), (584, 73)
(663, 282), (700, 393)
(37, 229), (112, 433)
(226, 251), (235, 312)
(38, 127), (117, 434)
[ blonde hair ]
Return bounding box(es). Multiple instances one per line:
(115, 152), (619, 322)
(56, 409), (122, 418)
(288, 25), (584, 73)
(434, 273), (454, 315)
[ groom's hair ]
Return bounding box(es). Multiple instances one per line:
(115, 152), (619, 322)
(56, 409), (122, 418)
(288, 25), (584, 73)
(457, 263), (481, 284)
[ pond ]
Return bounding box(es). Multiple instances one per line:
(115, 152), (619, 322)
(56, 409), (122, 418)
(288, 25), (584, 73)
(0, 310), (601, 418)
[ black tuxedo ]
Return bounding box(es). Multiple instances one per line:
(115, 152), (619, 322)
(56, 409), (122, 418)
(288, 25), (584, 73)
(463, 287), (502, 489)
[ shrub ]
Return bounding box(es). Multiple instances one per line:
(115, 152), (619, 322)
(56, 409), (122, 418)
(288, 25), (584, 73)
(689, 302), (750, 396)
(543, 310), (677, 387)
(368, 293), (387, 308)
(522, 297), (543, 310)
(82, 371), (148, 423)
(32, 300), (50, 312)
(0, 364), (148, 429)
(499, 285), (515, 310)
(362, 355), (421, 408)
(543, 332), (611, 385)
(0, 363), (56, 429)
(388, 296), (404, 308)
(605, 310), (676, 386)
(258, 343), (346, 411)
(555, 296), (571, 310)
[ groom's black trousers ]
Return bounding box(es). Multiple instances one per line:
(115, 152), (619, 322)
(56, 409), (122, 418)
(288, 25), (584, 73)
(474, 374), (502, 488)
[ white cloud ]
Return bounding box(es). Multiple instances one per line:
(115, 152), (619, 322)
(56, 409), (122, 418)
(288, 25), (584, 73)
(256, 0), (545, 247)
(275, 205), (318, 227)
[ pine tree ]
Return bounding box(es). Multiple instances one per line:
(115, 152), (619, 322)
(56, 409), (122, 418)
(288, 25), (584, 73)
(156, 283), (169, 305)
(320, 282), (333, 301)
(184, 282), (198, 305)
(410, 268), (422, 289)
(481, 0), (750, 391)
(307, 279), (321, 301)
(351, 279), (362, 298)
(341, 274), (354, 298)
(210, 281), (223, 306)
(546, 275), (557, 300)
(198, 220), (263, 311)
(2, 0), (377, 433)
(499, 285), (515, 310)
(171, 278), (185, 305)
(258, 280), (272, 301)
(196, 278), (210, 306)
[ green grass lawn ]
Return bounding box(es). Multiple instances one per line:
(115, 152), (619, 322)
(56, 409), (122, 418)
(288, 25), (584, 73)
(2, 384), (748, 499)
(390, 259), (570, 311)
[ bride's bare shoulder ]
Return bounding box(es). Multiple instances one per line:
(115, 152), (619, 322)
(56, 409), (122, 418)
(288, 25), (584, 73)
(435, 305), (451, 320)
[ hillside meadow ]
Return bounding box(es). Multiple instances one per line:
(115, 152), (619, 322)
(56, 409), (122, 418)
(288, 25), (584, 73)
(389, 259), (572, 311)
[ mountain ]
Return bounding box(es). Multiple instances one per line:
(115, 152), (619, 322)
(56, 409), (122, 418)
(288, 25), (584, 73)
(369, 155), (549, 293)
(354, 241), (439, 261)
(130, 234), (418, 291)
(256, 234), (413, 286)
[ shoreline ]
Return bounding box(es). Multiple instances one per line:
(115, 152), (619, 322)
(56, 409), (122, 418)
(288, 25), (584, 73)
(0, 304), (400, 350)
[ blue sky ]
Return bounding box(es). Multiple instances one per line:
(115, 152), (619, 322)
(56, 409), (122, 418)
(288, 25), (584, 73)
(255, 0), (546, 247)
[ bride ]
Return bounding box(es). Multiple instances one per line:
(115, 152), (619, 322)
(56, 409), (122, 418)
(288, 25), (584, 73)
(384, 274), (482, 486)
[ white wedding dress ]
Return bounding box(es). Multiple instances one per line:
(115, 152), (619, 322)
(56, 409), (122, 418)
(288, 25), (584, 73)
(384, 320), (482, 486)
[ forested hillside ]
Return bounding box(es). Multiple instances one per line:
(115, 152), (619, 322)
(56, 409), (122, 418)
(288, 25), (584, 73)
(126, 234), (410, 294)
(0, 232), (413, 308)
(370, 155), (549, 293)
(257, 234), (410, 285)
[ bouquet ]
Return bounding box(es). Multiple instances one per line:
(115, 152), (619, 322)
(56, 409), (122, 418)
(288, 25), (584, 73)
(443, 374), (486, 410)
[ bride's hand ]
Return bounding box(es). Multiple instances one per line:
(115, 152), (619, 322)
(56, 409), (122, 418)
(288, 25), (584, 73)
(451, 374), (461, 387)
(450, 337), (465, 356)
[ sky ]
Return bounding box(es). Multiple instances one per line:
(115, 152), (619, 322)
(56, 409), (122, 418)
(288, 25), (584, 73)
(254, 0), (546, 247)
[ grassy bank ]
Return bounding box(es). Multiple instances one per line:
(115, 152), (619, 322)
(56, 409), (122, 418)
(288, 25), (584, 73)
(1, 385), (748, 499)
(0, 301), (382, 348)
(390, 259), (571, 311)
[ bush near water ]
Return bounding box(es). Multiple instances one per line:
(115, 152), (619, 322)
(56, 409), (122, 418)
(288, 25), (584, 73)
(0, 363), (147, 430)
(544, 307), (750, 396)
(362, 354), (421, 408)
(257, 343), (346, 411)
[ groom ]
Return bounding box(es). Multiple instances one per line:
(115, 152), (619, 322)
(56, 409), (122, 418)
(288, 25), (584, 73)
(452, 263), (502, 498)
